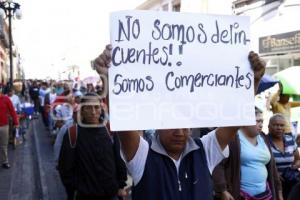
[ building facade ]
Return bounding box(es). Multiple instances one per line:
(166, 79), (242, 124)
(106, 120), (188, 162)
(0, 17), (8, 85)
(136, 0), (232, 14)
(0, 15), (23, 84)
(137, 0), (181, 11)
(232, 0), (300, 75)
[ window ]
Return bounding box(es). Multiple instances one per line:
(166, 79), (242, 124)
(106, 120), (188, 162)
(293, 56), (300, 66)
(265, 0), (280, 4)
(162, 4), (168, 11)
(172, 3), (180, 12)
(232, 0), (258, 9)
(233, 0), (280, 9)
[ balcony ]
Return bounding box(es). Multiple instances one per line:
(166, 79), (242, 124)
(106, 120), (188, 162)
(0, 17), (9, 48)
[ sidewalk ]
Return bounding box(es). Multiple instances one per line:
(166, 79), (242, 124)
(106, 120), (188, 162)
(0, 144), (14, 200)
(0, 117), (66, 200)
(0, 123), (40, 200)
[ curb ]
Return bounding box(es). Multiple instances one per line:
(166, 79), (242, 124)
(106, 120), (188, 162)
(32, 119), (49, 200)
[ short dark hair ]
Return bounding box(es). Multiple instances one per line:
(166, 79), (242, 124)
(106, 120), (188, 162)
(7, 87), (14, 93)
(255, 107), (262, 116)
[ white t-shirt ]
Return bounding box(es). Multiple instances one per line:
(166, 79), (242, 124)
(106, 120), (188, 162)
(49, 93), (57, 104)
(125, 130), (229, 185)
(54, 104), (73, 120)
(39, 88), (48, 106)
(9, 94), (21, 112)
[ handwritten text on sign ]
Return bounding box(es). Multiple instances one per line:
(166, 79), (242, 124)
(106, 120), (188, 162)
(109, 11), (254, 131)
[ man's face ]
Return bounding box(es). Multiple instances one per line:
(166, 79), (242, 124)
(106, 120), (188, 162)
(75, 96), (81, 104)
(63, 89), (70, 95)
(80, 98), (102, 125)
(256, 113), (263, 133)
(269, 117), (285, 138)
(279, 94), (290, 104)
(158, 129), (189, 156)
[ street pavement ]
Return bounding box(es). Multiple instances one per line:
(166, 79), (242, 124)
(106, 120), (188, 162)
(0, 117), (66, 200)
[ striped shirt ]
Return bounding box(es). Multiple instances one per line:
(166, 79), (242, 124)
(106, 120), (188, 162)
(269, 134), (297, 174)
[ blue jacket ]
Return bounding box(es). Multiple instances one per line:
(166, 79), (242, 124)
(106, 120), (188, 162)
(132, 136), (213, 200)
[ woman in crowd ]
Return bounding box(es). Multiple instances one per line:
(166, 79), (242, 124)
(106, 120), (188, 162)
(213, 108), (283, 200)
(268, 113), (300, 199)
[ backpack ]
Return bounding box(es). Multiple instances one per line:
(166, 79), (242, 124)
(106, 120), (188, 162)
(68, 124), (77, 148)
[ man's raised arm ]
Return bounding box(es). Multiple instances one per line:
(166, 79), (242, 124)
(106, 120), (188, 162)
(93, 45), (141, 161)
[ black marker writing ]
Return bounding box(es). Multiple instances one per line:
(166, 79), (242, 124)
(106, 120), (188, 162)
(113, 74), (154, 95)
(116, 15), (140, 42)
(165, 66), (252, 92)
(112, 42), (170, 66)
(211, 21), (250, 45)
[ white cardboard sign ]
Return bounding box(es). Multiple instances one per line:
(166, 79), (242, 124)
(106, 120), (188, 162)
(109, 10), (255, 131)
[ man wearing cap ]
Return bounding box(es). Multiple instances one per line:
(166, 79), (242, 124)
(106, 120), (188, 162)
(58, 93), (128, 200)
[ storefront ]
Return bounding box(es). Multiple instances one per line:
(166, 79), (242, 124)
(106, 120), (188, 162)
(248, 0), (300, 75)
(259, 30), (300, 75)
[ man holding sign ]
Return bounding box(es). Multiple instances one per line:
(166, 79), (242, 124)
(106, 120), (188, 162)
(94, 50), (264, 200)
(93, 11), (265, 200)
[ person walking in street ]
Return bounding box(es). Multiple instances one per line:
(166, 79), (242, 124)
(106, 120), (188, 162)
(270, 83), (300, 137)
(54, 94), (78, 162)
(29, 81), (40, 116)
(7, 87), (22, 148)
(39, 82), (50, 128)
(58, 93), (128, 200)
(268, 114), (300, 199)
(55, 81), (64, 96)
(44, 86), (57, 133)
(0, 84), (19, 169)
(212, 108), (283, 200)
(92, 45), (266, 200)
(7, 87), (21, 113)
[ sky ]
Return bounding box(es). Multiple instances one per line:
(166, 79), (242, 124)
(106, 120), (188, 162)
(13, 0), (144, 79)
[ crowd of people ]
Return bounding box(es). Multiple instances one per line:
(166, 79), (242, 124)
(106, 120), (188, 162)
(0, 78), (105, 167)
(78, 46), (298, 200)
(0, 47), (300, 200)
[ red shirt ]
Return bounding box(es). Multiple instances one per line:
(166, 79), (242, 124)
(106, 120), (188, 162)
(0, 95), (19, 126)
(53, 95), (66, 104)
